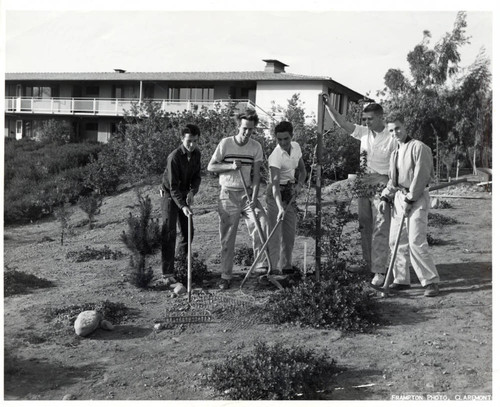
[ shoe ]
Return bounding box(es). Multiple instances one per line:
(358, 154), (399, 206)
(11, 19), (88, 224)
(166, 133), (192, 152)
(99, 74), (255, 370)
(424, 283), (439, 297)
(255, 267), (268, 275)
(218, 279), (231, 290)
(347, 264), (367, 273)
(389, 283), (411, 290)
(371, 273), (385, 286)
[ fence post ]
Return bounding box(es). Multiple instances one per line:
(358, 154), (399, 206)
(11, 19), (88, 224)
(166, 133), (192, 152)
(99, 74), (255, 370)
(315, 94), (325, 282)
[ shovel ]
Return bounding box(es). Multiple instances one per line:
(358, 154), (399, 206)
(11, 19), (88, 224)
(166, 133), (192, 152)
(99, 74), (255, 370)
(369, 213), (406, 297)
(240, 197), (295, 290)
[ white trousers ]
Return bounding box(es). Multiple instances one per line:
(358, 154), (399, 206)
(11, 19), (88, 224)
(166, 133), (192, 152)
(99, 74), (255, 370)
(390, 190), (439, 287)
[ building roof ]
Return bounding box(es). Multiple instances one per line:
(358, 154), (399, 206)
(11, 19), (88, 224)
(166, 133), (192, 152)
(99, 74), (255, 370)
(5, 71), (331, 82)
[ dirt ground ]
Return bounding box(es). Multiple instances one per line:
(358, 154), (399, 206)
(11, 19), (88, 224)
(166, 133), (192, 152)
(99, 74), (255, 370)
(2, 178), (493, 401)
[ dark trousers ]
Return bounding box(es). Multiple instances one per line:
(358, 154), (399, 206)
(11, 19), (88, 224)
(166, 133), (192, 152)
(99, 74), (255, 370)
(161, 196), (193, 275)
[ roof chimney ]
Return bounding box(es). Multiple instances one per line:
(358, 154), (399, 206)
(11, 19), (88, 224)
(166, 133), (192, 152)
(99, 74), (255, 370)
(263, 59), (288, 73)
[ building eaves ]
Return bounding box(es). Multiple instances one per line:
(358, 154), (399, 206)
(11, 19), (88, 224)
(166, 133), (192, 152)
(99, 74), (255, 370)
(5, 71), (332, 82)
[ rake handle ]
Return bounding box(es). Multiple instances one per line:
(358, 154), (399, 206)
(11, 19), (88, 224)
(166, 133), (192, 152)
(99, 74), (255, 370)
(237, 167), (272, 270)
(187, 213), (192, 303)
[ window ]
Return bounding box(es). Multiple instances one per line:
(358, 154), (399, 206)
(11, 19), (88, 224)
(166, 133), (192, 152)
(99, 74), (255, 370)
(329, 91), (345, 114)
(23, 85), (59, 98)
(85, 123), (98, 132)
(168, 87), (214, 101)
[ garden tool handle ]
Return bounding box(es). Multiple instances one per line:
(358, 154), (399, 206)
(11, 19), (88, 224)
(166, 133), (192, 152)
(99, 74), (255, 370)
(187, 213), (192, 303)
(237, 167), (272, 271)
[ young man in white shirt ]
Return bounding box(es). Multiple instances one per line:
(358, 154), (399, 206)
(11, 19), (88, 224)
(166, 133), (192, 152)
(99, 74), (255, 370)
(323, 97), (398, 286)
(207, 108), (269, 289)
(266, 121), (307, 274)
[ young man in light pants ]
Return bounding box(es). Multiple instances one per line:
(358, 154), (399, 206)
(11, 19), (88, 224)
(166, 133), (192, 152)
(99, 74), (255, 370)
(266, 121), (307, 274)
(207, 108), (269, 290)
(323, 98), (398, 286)
(378, 113), (440, 297)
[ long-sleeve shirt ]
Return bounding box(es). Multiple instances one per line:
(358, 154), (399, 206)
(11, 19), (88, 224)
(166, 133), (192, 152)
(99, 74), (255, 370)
(162, 145), (201, 209)
(381, 138), (434, 203)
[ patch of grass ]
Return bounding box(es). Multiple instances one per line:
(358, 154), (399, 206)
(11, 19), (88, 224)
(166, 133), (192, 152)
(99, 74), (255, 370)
(265, 268), (379, 332)
(233, 246), (254, 266)
(206, 340), (340, 400)
(173, 253), (210, 285)
(46, 300), (129, 326)
(428, 212), (459, 227)
(427, 233), (446, 246)
(436, 200), (453, 209)
(66, 245), (125, 262)
(4, 266), (55, 297)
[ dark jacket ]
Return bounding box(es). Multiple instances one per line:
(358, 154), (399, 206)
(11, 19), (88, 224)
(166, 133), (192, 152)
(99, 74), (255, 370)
(162, 145), (201, 209)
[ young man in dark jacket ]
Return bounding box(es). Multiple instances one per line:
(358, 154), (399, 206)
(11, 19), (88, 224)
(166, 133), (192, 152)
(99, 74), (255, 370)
(160, 124), (201, 276)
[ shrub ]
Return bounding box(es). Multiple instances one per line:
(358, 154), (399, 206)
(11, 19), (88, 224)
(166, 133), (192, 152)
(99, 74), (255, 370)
(436, 199), (453, 209)
(3, 140), (100, 224)
(37, 119), (74, 144)
(66, 245), (125, 262)
(4, 266), (55, 297)
(428, 212), (459, 227)
(47, 300), (129, 326)
(265, 268), (379, 332)
(53, 199), (73, 245)
(120, 191), (161, 288)
(78, 193), (103, 229)
(233, 246), (254, 266)
(427, 233), (446, 246)
(173, 253), (210, 285)
(206, 340), (340, 400)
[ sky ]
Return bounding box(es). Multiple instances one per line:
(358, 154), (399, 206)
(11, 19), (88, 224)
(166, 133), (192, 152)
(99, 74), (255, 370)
(2, 0), (495, 99)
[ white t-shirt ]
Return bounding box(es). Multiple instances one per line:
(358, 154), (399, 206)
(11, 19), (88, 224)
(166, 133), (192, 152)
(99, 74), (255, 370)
(351, 124), (398, 175)
(210, 136), (264, 189)
(268, 141), (302, 184)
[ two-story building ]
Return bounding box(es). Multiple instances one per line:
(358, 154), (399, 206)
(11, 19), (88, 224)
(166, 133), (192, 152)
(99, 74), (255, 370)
(4, 59), (365, 142)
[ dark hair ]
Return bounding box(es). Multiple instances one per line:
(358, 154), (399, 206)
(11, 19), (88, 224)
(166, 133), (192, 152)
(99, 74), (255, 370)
(363, 103), (384, 116)
(181, 124), (200, 137)
(236, 107), (259, 125)
(385, 111), (405, 124)
(274, 121), (293, 135)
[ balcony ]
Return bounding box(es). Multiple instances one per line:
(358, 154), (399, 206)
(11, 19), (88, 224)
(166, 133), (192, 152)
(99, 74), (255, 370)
(4, 97), (255, 117)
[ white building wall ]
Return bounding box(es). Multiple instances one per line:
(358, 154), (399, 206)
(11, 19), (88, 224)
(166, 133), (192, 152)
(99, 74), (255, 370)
(255, 81), (327, 124)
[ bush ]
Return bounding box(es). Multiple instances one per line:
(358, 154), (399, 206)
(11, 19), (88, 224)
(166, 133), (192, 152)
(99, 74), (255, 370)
(3, 139), (100, 224)
(47, 300), (129, 326)
(78, 193), (103, 229)
(265, 268), (379, 332)
(427, 233), (446, 246)
(428, 212), (459, 227)
(4, 266), (55, 297)
(66, 245), (125, 262)
(37, 119), (74, 144)
(121, 191), (161, 288)
(207, 341), (340, 400)
(173, 253), (209, 285)
(233, 246), (254, 266)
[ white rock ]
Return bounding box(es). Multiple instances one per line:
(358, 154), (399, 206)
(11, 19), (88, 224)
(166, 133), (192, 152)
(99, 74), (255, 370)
(431, 198), (440, 209)
(62, 394), (76, 400)
(174, 284), (187, 295)
(100, 320), (114, 331)
(74, 310), (102, 337)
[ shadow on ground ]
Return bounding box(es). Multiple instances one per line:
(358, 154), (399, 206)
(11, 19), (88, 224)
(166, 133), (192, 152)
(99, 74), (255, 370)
(3, 350), (103, 400)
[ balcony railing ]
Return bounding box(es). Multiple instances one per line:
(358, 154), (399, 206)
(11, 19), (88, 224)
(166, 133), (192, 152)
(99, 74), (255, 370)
(4, 97), (254, 116)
